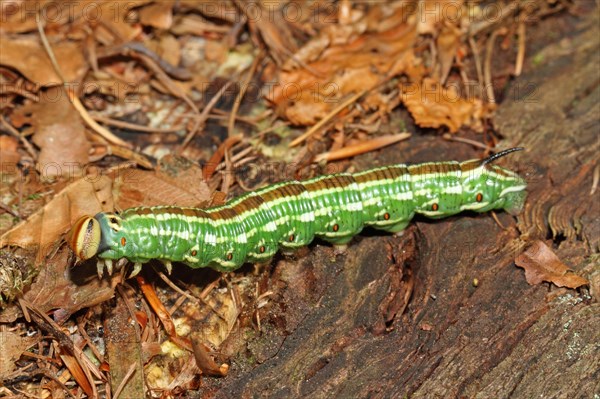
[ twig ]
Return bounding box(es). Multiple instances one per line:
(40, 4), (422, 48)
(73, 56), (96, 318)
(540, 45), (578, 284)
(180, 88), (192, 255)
(346, 120), (382, 134)
(468, 2), (515, 36)
(8, 370), (77, 399)
(468, 37), (484, 95)
(0, 115), (38, 159)
(484, 28), (508, 104)
(153, 266), (199, 304)
(77, 322), (105, 365)
(176, 110), (259, 126)
(180, 80), (235, 150)
(0, 79), (39, 102)
(220, 146), (235, 195)
(91, 115), (185, 133)
(101, 42), (192, 81)
(203, 135), (243, 180)
(18, 298), (31, 323)
(112, 362), (137, 399)
(228, 50), (263, 138)
(289, 90), (367, 147)
(515, 20), (526, 76)
(168, 293), (188, 316)
(108, 144), (154, 169)
(0, 201), (21, 218)
(116, 284), (143, 341)
(216, 106), (271, 121)
(205, 112), (259, 126)
(135, 52), (202, 143)
(314, 133), (411, 162)
(214, 147), (255, 173)
(442, 133), (491, 151)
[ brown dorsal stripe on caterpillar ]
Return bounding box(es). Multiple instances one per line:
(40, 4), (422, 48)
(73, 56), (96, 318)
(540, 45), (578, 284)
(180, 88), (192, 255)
(67, 148), (527, 278)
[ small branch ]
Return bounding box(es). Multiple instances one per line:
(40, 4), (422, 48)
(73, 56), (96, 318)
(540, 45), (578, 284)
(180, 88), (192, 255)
(442, 133), (492, 151)
(112, 362), (137, 399)
(484, 28), (508, 104)
(0, 115), (38, 160)
(91, 115), (185, 134)
(180, 80), (235, 150)
(515, 20), (526, 76)
(315, 133), (411, 163)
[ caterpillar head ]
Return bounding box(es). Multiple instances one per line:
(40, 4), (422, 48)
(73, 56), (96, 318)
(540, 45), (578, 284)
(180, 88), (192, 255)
(67, 213), (122, 260)
(461, 147), (528, 215)
(67, 215), (101, 260)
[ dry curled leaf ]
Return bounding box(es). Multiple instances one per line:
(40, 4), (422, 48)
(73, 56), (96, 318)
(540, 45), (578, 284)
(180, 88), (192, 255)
(401, 77), (486, 133)
(515, 240), (589, 289)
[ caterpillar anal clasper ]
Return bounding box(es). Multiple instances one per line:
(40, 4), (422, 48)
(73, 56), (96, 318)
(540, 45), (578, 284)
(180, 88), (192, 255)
(67, 148), (527, 278)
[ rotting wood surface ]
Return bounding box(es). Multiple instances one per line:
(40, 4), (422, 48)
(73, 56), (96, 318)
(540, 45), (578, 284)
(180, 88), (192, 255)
(205, 13), (600, 399)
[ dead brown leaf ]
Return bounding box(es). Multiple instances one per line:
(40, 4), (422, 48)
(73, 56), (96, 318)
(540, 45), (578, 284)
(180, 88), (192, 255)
(192, 340), (229, 377)
(114, 156), (211, 209)
(401, 77), (485, 132)
(282, 92), (332, 126)
(24, 87), (91, 180)
(515, 240), (589, 289)
(11, 86), (91, 179)
(0, 37), (87, 86)
(0, 330), (38, 376)
(59, 350), (95, 398)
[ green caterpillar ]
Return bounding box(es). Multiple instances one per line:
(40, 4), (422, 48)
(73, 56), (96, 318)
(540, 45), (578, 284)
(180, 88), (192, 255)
(68, 148), (527, 278)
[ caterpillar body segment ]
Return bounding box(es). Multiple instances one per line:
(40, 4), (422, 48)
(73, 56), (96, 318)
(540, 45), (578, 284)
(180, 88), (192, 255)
(68, 148), (527, 277)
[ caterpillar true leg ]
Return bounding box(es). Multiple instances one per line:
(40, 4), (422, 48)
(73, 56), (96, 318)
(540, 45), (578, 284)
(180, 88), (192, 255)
(162, 260), (173, 275)
(96, 260), (105, 279)
(131, 262), (143, 278)
(105, 259), (114, 275)
(333, 244), (348, 255)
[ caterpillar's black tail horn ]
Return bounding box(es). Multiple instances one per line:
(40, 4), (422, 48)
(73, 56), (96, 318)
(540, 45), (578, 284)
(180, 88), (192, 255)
(482, 147), (525, 166)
